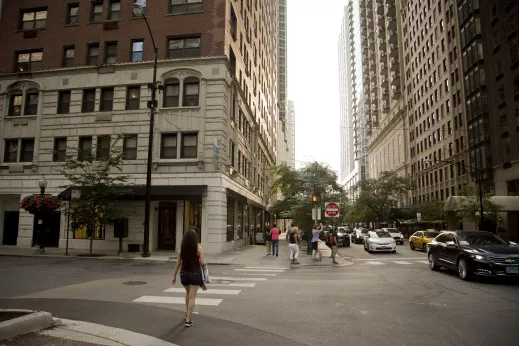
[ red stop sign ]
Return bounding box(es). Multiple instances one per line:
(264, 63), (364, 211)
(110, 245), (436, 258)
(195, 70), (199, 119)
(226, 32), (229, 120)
(325, 202), (339, 217)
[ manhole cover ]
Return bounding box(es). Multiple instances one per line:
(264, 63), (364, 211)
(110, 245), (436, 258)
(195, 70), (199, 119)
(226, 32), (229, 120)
(213, 279), (233, 284)
(123, 281), (147, 285)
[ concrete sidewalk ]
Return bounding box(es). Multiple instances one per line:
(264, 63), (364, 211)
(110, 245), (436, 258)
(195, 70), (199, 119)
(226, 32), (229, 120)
(0, 238), (352, 267)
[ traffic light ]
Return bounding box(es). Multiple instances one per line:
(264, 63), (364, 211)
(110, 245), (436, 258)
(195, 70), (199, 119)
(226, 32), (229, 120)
(312, 195), (317, 202)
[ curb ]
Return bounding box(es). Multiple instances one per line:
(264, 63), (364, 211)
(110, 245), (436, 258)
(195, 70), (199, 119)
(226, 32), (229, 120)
(0, 309), (53, 341)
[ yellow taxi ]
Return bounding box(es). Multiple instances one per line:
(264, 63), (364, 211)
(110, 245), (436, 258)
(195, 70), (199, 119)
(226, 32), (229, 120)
(409, 230), (440, 252)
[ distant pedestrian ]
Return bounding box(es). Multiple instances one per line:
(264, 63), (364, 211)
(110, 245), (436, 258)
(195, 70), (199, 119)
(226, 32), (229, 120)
(329, 227), (339, 264)
(288, 226), (301, 264)
(172, 229), (205, 327)
(311, 224), (321, 259)
(265, 227), (272, 255)
(270, 224), (281, 257)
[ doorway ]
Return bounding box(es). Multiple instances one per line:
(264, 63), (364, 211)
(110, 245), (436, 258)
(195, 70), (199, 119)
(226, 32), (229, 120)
(2, 211), (19, 245)
(32, 212), (61, 247)
(158, 203), (177, 250)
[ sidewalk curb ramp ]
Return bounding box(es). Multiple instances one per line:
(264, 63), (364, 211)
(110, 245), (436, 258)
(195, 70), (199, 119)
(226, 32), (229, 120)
(0, 309), (53, 340)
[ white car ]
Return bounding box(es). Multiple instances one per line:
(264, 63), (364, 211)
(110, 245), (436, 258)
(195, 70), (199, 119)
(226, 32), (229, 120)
(364, 231), (397, 253)
(382, 228), (405, 245)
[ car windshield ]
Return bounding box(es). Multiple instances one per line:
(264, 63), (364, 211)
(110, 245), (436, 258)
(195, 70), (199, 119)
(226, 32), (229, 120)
(374, 231), (392, 238)
(361, 229), (369, 234)
(457, 233), (509, 246)
(385, 228), (398, 233)
(424, 232), (439, 238)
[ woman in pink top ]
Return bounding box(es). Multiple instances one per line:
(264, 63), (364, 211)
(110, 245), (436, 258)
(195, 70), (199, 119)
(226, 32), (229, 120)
(269, 224), (280, 257)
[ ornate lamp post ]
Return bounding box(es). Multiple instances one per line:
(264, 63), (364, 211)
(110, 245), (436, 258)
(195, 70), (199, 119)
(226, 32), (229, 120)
(36, 175), (48, 253)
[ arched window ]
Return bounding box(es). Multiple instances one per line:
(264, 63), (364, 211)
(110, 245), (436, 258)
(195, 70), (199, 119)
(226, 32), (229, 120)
(183, 77), (200, 107)
(24, 88), (39, 115)
(163, 78), (180, 107)
(8, 90), (23, 116)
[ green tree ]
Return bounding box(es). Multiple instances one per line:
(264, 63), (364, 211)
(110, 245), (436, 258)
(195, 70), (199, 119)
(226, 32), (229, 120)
(416, 200), (445, 222)
(270, 162), (346, 231)
(59, 135), (131, 255)
(353, 171), (412, 226)
(457, 185), (502, 230)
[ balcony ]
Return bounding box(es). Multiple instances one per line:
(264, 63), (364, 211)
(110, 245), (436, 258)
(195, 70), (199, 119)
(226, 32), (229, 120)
(390, 58), (399, 71)
(386, 2), (396, 17)
(377, 27), (386, 38)
(388, 44), (399, 57)
(369, 39), (375, 48)
(386, 17), (397, 31)
(377, 14), (385, 25)
(376, 1), (385, 15)
(391, 85), (401, 98)
(387, 31), (398, 44)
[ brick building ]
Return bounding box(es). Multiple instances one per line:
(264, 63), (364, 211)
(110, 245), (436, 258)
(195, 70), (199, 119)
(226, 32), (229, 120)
(0, 0), (278, 254)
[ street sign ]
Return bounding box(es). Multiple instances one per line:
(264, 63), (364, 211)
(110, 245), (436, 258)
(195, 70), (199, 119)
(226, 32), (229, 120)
(324, 202), (340, 218)
(312, 207), (322, 221)
(416, 213), (422, 222)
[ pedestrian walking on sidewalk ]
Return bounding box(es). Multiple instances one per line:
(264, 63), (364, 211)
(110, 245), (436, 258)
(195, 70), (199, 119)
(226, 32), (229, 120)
(172, 229), (206, 327)
(265, 227), (272, 255)
(289, 226), (301, 264)
(269, 224), (281, 256)
(329, 227), (339, 264)
(311, 225), (321, 259)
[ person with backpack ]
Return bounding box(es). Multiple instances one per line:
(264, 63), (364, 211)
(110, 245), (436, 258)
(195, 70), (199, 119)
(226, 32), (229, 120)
(329, 227), (339, 264)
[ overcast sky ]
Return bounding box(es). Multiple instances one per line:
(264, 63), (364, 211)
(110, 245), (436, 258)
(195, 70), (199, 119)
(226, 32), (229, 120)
(287, 0), (345, 173)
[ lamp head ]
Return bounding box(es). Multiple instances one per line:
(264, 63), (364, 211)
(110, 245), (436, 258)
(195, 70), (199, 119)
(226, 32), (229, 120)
(38, 175), (48, 189)
(133, 3), (145, 17)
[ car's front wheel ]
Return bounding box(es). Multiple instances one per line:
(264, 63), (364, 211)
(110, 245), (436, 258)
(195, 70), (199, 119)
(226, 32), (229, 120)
(458, 258), (471, 281)
(410, 241), (415, 250)
(428, 252), (439, 271)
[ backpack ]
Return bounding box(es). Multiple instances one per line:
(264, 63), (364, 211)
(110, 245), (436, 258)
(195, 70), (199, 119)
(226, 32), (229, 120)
(328, 233), (335, 245)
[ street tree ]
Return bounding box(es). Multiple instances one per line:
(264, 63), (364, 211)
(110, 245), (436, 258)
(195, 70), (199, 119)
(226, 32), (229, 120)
(353, 171), (412, 226)
(416, 200), (445, 222)
(457, 185), (502, 230)
(59, 135), (131, 255)
(270, 162), (347, 231)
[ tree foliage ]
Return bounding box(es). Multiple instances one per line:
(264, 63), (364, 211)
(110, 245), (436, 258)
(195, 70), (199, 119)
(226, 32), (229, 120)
(270, 162), (347, 230)
(457, 184), (502, 229)
(59, 135), (131, 255)
(416, 200), (445, 222)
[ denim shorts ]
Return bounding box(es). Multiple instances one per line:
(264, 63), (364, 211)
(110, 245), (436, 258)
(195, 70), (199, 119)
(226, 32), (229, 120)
(180, 269), (203, 286)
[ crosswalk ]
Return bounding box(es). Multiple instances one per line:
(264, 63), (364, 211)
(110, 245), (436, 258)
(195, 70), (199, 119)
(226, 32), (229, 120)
(358, 260), (429, 266)
(132, 266), (289, 308)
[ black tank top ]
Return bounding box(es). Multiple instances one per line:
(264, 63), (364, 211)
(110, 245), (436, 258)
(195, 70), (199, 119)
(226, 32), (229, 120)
(289, 232), (297, 244)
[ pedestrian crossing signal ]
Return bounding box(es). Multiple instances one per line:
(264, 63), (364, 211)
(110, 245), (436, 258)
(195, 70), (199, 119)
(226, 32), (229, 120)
(312, 195), (317, 202)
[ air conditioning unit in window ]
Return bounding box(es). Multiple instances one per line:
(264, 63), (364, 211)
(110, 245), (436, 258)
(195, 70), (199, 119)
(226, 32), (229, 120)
(245, 179), (250, 188)
(229, 166), (236, 176)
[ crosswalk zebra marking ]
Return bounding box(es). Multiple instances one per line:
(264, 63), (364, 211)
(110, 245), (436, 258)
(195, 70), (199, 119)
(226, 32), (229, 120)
(417, 261), (430, 264)
(392, 261), (412, 265)
(243, 273), (277, 276)
(244, 267), (290, 270)
(234, 269), (285, 273)
(133, 296), (223, 306)
(211, 276), (268, 281)
(209, 283), (256, 287)
(164, 288), (241, 295)
(365, 261), (385, 265)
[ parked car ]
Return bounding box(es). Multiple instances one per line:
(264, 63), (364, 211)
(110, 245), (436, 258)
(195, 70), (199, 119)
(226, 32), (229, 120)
(337, 227), (351, 247)
(352, 228), (369, 244)
(364, 230), (397, 253)
(427, 231), (519, 280)
(409, 230), (440, 252)
(382, 228), (405, 245)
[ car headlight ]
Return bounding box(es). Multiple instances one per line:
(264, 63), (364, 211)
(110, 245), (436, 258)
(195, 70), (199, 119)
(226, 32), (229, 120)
(471, 254), (489, 261)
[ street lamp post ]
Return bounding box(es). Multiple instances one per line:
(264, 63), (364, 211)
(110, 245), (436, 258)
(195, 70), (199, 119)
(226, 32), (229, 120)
(36, 175), (48, 253)
(133, 3), (160, 257)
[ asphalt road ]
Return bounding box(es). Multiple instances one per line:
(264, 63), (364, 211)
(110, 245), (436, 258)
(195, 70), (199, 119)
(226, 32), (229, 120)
(1, 252), (518, 346)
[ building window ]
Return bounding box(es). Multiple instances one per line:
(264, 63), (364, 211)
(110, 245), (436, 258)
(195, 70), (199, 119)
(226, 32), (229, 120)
(62, 46), (75, 67)
(123, 135), (138, 160)
(53, 138), (67, 162)
(3, 139), (18, 163)
(20, 139), (34, 162)
(108, 1), (120, 20)
(57, 90), (71, 114)
(104, 42), (117, 64)
(131, 40), (144, 62)
(227, 196), (235, 242)
(90, 1), (103, 22)
(126, 86), (140, 110)
(183, 77), (200, 106)
(163, 78), (180, 107)
(24, 89), (39, 115)
(96, 136), (111, 160)
(229, 140), (235, 167)
(82, 89), (96, 112)
(20, 8), (47, 30)
(169, 0), (203, 14)
(78, 137), (93, 161)
(87, 43), (100, 65)
(161, 134), (178, 159)
(100, 88), (114, 112)
(167, 36), (201, 59)
(15, 50), (43, 72)
(66, 3), (79, 25)
(8, 92), (23, 116)
(181, 133), (197, 158)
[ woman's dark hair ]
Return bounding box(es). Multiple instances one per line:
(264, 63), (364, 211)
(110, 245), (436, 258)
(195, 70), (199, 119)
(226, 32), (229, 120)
(181, 229), (199, 270)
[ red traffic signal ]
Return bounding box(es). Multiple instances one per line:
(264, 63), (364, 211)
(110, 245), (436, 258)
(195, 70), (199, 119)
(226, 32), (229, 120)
(312, 195), (317, 202)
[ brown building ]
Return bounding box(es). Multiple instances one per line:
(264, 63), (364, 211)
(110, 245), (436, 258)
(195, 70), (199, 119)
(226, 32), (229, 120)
(0, 0), (278, 254)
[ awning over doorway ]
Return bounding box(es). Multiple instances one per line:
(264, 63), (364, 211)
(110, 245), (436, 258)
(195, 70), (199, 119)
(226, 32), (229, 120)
(225, 188), (266, 210)
(444, 195), (519, 212)
(58, 185), (207, 201)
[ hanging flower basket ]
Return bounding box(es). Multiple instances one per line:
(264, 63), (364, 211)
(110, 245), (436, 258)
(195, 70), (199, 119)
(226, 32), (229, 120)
(20, 194), (61, 215)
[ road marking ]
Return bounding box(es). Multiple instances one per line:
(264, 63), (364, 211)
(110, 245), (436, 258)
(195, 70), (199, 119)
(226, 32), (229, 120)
(354, 257), (426, 261)
(243, 273), (277, 276)
(234, 269), (285, 273)
(392, 261), (412, 265)
(365, 261), (385, 265)
(211, 276), (268, 281)
(133, 296), (222, 306)
(244, 266), (290, 270)
(417, 261), (430, 264)
(164, 288), (241, 295)
(209, 283), (256, 287)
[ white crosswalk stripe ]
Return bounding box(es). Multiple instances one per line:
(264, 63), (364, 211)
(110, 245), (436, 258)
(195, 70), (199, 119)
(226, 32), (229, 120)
(392, 261), (412, 265)
(366, 261), (385, 265)
(243, 273), (277, 276)
(417, 261), (430, 264)
(164, 288), (241, 295)
(244, 267), (290, 270)
(209, 283), (256, 287)
(211, 276), (268, 281)
(359, 260), (429, 266)
(234, 269), (285, 273)
(133, 296), (223, 306)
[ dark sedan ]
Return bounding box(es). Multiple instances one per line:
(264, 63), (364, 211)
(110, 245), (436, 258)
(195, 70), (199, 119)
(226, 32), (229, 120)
(336, 227), (351, 247)
(351, 228), (369, 244)
(427, 231), (519, 280)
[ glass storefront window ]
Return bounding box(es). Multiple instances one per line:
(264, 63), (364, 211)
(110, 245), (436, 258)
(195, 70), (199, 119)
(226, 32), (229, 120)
(227, 196), (235, 242)
(244, 204), (249, 242)
(237, 201), (243, 240)
(184, 200), (202, 243)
